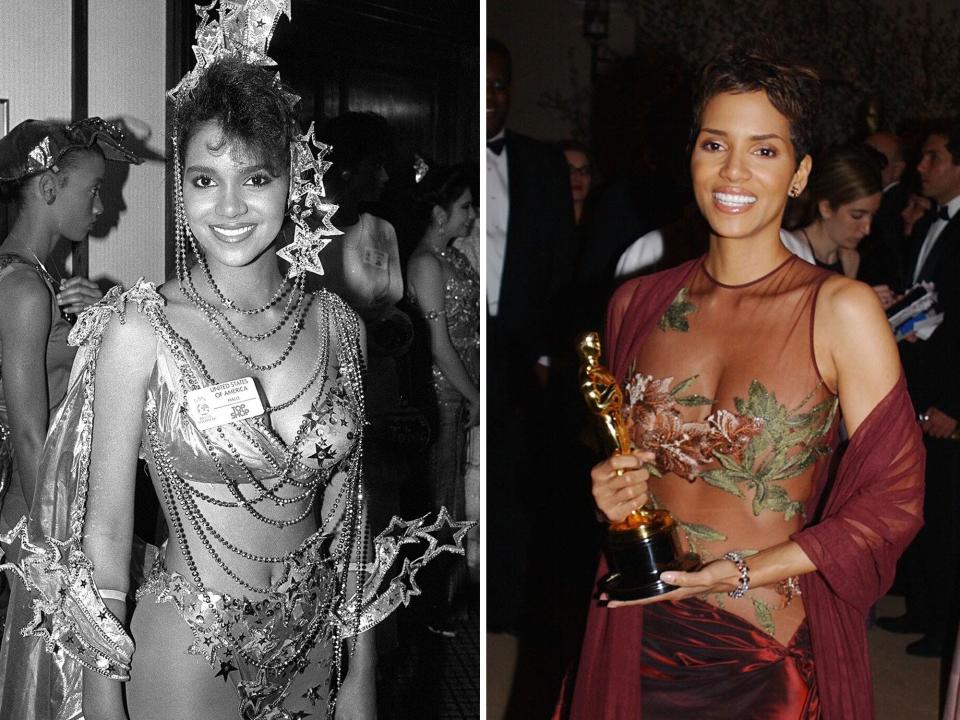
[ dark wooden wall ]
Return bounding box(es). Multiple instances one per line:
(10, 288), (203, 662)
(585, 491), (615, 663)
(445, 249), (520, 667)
(271, 0), (479, 167)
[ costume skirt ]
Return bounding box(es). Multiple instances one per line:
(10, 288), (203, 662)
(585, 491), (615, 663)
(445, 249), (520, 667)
(640, 598), (818, 720)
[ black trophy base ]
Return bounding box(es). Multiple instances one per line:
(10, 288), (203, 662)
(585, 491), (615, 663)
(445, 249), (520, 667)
(600, 552), (701, 601)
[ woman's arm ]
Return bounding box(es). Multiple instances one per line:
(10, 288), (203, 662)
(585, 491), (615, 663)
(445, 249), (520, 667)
(0, 270), (54, 510)
(407, 252), (480, 422)
(605, 276), (907, 607)
(79, 308), (157, 720)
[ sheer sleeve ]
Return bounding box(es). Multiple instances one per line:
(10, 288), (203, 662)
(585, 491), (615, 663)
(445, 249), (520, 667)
(792, 374), (924, 611)
(791, 375), (923, 719)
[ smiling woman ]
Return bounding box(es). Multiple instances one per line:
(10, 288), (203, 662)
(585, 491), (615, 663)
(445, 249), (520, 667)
(565, 47), (925, 720)
(0, 5), (464, 719)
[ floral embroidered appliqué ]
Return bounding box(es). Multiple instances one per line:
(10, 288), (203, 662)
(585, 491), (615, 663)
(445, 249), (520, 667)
(622, 372), (762, 480)
(657, 287), (697, 332)
(700, 380), (838, 519)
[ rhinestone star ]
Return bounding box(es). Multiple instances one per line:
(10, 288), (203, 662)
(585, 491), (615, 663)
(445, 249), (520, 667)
(389, 558), (423, 607)
(302, 682), (324, 705)
(412, 507), (475, 563)
(215, 660), (237, 682)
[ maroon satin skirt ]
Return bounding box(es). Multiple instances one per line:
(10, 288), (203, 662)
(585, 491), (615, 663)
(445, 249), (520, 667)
(640, 599), (819, 719)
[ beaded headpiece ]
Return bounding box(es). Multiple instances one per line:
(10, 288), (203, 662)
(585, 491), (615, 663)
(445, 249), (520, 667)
(169, 0), (341, 277)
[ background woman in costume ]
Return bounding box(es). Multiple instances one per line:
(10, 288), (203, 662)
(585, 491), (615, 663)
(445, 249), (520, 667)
(782, 144), (883, 281)
(405, 164), (479, 629)
(0, 119), (139, 720)
(76, 57), (377, 720)
(568, 49), (923, 718)
(0, 119), (136, 541)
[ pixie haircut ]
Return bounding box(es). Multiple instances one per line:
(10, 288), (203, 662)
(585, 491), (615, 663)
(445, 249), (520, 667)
(175, 56), (299, 177)
(691, 47), (821, 161)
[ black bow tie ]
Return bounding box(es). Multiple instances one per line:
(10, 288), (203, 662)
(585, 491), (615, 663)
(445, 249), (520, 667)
(939, 205), (952, 221)
(487, 137), (505, 156)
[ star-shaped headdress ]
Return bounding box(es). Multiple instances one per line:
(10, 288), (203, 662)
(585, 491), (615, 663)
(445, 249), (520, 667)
(170, 0), (341, 277)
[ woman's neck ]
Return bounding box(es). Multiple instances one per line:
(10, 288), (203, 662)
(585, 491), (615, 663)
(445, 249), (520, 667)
(573, 200), (584, 225)
(419, 225), (448, 254)
(196, 251), (286, 308)
(1, 214), (59, 265)
(704, 227), (792, 285)
(802, 220), (838, 265)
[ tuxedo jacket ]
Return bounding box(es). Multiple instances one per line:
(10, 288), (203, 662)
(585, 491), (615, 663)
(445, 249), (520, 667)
(900, 209), (960, 418)
(492, 130), (576, 368)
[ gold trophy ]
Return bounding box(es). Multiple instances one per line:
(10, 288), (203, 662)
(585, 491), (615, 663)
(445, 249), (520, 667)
(578, 332), (700, 600)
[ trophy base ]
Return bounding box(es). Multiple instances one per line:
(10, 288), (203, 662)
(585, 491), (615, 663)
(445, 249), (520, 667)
(600, 552), (701, 601)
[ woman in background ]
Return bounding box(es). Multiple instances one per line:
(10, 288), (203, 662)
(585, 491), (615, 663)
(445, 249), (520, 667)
(783, 144), (883, 280)
(0, 119), (135, 539)
(0, 117), (139, 719)
(406, 164), (479, 630)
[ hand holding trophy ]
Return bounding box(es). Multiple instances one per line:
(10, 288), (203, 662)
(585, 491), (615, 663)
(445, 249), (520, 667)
(578, 332), (700, 600)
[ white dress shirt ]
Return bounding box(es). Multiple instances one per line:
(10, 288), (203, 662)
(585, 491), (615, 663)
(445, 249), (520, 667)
(913, 194), (960, 282)
(615, 227), (815, 279)
(486, 130), (509, 316)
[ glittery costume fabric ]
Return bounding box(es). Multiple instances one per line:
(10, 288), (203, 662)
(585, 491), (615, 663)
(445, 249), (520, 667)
(0, 281), (456, 720)
(409, 247), (479, 519)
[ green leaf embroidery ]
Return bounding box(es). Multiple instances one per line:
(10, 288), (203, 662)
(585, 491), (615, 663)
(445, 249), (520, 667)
(702, 380), (837, 518)
(751, 597), (777, 636)
(678, 520), (727, 556)
(658, 288), (697, 332)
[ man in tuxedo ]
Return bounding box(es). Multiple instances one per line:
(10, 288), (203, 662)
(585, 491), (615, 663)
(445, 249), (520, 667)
(880, 121), (960, 660)
(486, 35), (577, 717)
(860, 131), (910, 293)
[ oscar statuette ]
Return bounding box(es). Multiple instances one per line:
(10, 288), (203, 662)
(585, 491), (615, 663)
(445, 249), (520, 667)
(578, 332), (700, 600)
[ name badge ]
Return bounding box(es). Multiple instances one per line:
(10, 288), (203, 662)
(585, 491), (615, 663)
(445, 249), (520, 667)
(362, 247), (389, 269)
(186, 377), (265, 431)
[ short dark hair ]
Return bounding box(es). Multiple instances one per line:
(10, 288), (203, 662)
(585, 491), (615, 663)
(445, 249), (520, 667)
(691, 47), (821, 161)
(924, 118), (960, 165)
(487, 37), (512, 83)
(0, 146), (102, 206)
(319, 112), (394, 172)
(174, 56), (298, 177)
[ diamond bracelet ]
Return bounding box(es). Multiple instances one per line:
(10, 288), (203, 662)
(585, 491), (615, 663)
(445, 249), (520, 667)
(723, 551), (750, 599)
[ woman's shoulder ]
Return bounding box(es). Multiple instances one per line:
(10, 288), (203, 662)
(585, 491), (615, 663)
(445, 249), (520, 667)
(814, 274), (892, 351)
(69, 279), (165, 350)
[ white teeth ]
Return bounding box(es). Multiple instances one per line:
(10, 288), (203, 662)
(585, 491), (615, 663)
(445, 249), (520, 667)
(213, 225), (254, 237)
(714, 192), (757, 206)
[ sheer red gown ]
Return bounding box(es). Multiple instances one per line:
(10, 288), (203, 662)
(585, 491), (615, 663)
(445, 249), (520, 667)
(567, 255), (925, 720)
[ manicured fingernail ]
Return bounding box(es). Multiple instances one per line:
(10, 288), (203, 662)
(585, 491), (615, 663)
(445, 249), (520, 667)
(660, 572), (677, 583)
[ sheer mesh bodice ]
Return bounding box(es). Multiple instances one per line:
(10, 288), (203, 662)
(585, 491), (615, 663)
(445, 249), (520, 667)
(626, 255), (838, 642)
